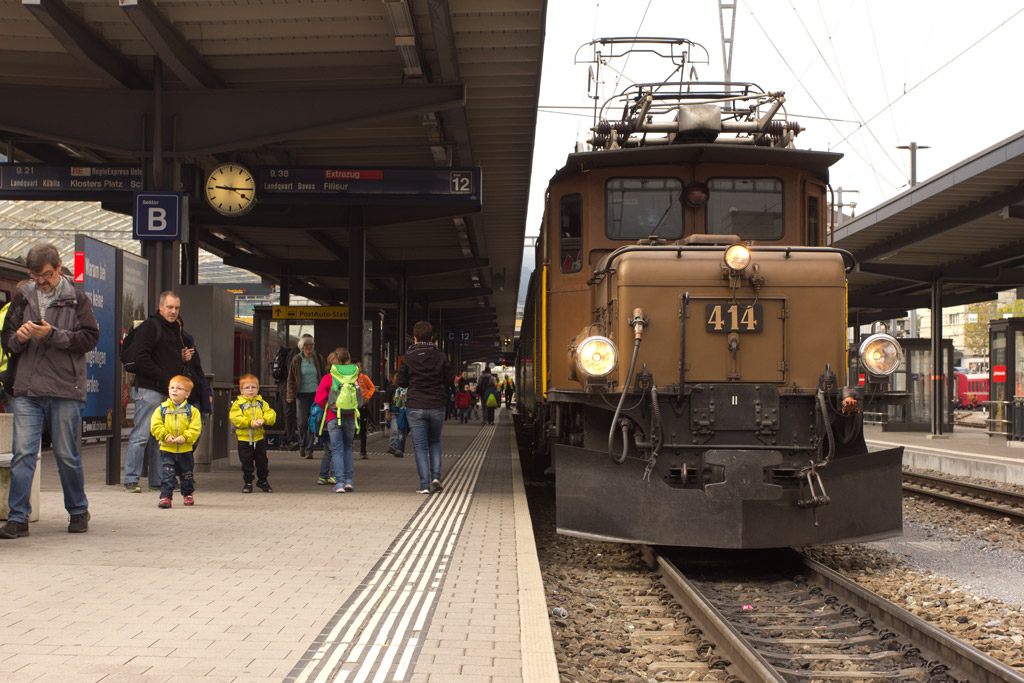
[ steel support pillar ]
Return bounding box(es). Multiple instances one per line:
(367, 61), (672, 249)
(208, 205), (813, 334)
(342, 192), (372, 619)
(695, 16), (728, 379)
(930, 279), (943, 435)
(348, 227), (366, 364)
(398, 275), (408, 355)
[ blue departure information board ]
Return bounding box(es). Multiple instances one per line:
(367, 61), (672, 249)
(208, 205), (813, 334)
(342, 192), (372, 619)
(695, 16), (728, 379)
(258, 166), (480, 200)
(0, 164), (143, 199)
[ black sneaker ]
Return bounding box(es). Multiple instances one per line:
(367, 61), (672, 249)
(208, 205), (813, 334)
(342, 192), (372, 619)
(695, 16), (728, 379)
(256, 480), (273, 493)
(0, 520), (29, 538)
(67, 511), (90, 533)
(242, 483), (253, 494)
(430, 479), (444, 493)
(360, 451), (368, 459)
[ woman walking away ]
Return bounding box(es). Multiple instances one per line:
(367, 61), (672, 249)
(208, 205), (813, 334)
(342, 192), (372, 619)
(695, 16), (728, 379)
(315, 348), (359, 493)
(397, 321), (454, 494)
(287, 334), (327, 459)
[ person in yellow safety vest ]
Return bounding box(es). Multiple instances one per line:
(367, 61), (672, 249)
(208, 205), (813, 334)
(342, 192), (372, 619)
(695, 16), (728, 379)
(0, 300), (10, 411)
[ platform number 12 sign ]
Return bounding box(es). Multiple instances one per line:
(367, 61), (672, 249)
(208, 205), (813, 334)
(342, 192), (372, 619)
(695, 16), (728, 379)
(449, 171), (473, 194)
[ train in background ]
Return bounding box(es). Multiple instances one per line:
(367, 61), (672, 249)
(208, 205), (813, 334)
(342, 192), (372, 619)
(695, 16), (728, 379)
(954, 371), (989, 410)
(514, 37), (906, 549)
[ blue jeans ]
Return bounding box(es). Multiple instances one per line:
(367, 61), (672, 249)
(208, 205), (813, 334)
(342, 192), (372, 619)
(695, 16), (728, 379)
(160, 450), (195, 499)
(296, 392), (315, 454)
(388, 410), (408, 452)
(407, 407), (445, 490)
(9, 396), (88, 522)
(125, 386), (164, 488)
(327, 416), (356, 484)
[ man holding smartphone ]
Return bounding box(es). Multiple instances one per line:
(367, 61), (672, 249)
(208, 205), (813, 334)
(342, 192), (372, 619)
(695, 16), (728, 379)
(0, 243), (99, 538)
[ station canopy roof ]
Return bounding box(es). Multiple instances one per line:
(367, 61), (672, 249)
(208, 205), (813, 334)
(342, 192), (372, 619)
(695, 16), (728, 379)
(0, 0), (547, 354)
(836, 129), (1024, 326)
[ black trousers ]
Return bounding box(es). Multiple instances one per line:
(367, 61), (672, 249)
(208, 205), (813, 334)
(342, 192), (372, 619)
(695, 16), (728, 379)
(359, 412), (368, 453)
(238, 440), (269, 483)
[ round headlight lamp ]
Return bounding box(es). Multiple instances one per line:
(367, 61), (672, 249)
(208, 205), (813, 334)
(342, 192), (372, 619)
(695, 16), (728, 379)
(859, 333), (902, 377)
(575, 336), (618, 378)
(723, 244), (751, 271)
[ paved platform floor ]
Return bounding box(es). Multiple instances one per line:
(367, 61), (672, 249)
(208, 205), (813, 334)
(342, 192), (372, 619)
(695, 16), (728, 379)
(865, 424), (1024, 484)
(0, 408), (556, 683)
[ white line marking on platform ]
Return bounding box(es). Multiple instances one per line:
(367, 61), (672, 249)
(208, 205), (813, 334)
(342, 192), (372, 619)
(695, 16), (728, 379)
(868, 439), (1024, 466)
(289, 425), (497, 683)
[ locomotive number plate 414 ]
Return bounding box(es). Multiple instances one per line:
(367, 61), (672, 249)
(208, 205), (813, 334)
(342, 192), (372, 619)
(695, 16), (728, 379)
(705, 302), (763, 333)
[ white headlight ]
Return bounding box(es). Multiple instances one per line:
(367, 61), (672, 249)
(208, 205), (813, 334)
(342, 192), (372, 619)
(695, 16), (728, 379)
(575, 336), (618, 378)
(724, 244), (751, 271)
(859, 333), (902, 377)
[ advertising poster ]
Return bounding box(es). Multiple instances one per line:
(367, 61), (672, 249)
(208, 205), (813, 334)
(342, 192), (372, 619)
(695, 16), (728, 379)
(78, 236), (116, 437)
(121, 251), (149, 428)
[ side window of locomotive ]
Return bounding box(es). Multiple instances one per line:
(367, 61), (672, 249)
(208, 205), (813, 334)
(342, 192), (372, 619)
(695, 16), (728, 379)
(706, 178), (783, 240)
(807, 195), (821, 246)
(605, 178), (683, 240)
(559, 193), (583, 273)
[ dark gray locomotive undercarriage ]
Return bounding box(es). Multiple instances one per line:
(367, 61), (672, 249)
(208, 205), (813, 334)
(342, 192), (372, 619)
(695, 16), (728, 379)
(541, 383), (904, 548)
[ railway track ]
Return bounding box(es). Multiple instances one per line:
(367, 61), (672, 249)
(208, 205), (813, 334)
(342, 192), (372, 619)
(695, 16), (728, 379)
(645, 547), (1024, 682)
(903, 471), (1024, 521)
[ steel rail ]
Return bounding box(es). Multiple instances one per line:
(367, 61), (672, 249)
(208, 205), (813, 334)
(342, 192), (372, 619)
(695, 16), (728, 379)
(653, 548), (1024, 682)
(903, 470), (1024, 521)
(655, 553), (785, 682)
(801, 556), (1024, 683)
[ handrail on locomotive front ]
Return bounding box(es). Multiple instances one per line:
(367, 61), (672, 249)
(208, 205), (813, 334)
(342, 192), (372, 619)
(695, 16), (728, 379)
(588, 243), (857, 286)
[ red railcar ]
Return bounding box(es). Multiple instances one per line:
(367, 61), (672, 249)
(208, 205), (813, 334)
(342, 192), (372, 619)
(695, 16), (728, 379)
(954, 371), (989, 409)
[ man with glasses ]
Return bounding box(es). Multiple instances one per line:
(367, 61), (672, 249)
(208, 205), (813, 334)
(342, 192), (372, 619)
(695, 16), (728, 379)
(0, 244), (99, 538)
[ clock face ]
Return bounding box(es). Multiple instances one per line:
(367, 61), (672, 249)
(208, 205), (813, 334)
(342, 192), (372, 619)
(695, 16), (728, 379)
(205, 163), (256, 216)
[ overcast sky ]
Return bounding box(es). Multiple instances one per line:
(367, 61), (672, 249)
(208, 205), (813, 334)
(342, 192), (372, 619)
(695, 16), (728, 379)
(523, 0), (1024, 244)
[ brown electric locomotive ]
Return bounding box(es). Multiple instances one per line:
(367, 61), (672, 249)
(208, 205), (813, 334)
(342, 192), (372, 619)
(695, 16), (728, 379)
(515, 38), (904, 548)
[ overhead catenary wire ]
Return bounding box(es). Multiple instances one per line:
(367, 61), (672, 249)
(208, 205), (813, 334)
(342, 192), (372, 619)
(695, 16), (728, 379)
(830, 4), (1024, 151)
(785, 0), (901, 196)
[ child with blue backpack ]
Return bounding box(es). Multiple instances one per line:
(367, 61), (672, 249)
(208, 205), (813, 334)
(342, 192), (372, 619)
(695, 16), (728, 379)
(151, 374), (202, 508)
(314, 347), (360, 493)
(310, 402), (335, 486)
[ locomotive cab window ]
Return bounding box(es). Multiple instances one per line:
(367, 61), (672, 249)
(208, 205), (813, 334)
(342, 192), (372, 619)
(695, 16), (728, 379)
(559, 193), (583, 273)
(706, 178), (783, 240)
(605, 178), (683, 240)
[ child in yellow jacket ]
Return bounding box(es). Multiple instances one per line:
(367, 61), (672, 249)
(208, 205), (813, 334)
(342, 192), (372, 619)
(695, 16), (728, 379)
(228, 373), (278, 493)
(151, 374), (203, 508)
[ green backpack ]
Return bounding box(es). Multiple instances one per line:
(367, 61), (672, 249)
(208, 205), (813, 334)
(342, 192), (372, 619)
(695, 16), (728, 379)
(319, 364), (361, 435)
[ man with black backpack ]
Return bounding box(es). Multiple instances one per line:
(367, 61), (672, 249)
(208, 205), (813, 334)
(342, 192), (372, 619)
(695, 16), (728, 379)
(122, 291), (188, 493)
(272, 341), (299, 450)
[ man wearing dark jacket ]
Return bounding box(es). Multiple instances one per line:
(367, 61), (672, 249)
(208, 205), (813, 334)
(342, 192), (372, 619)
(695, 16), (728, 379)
(0, 244), (99, 537)
(396, 320), (454, 494)
(123, 291), (187, 492)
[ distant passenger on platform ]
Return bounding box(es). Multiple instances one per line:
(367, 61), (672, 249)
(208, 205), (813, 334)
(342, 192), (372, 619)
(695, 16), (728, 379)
(123, 290), (189, 493)
(355, 362), (375, 459)
(397, 321), (455, 494)
(468, 384), (480, 422)
(385, 371), (407, 457)
(316, 347), (359, 493)
(286, 334), (326, 460)
(0, 245), (97, 538)
(151, 374), (202, 508)
(229, 373), (277, 494)
(477, 365), (498, 425)
(455, 385), (471, 423)
(503, 377), (515, 409)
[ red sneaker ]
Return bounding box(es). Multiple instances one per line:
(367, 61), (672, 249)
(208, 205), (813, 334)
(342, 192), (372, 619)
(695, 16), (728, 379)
(183, 494), (194, 506)
(158, 497), (172, 509)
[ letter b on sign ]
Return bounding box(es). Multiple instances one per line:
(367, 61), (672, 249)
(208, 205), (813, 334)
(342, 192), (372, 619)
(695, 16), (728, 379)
(133, 192), (183, 241)
(148, 207), (167, 231)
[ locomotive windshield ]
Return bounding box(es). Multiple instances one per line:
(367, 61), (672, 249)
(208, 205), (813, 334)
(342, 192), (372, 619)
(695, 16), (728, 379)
(605, 178), (683, 240)
(706, 178), (784, 240)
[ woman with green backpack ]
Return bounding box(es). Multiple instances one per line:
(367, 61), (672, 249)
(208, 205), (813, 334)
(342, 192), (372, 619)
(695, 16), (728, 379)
(314, 347), (360, 493)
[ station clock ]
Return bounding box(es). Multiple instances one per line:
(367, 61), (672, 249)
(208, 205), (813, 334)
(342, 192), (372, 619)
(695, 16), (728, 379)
(205, 163), (256, 217)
